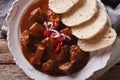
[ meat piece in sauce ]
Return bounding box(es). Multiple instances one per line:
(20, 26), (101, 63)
(70, 45), (82, 63)
(57, 45), (69, 62)
(42, 60), (55, 71)
(60, 28), (77, 46)
(41, 37), (58, 51)
(20, 30), (30, 47)
(59, 62), (72, 74)
(30, 7), (47, 23)
(29, 22), (44, 39)
(47, 9), (61, 29)
(20, 30), (36, 53)
(59, 45), (82, 74)
(41, 37), (58, 60)
(60, 28), (72, 35)
(30, 44), (45, 65)
(21, 23), (44, 53)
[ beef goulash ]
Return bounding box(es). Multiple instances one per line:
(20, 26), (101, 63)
(20, 0), (117, 77)
(20, 0), (89, 76)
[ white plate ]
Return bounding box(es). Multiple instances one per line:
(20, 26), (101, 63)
(6, 0), (114, 80)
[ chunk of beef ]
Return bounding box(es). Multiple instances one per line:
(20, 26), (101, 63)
(42, 60), (55, 71)
(41, 37), (58, 51)
(70, 45), (82, 63)
(59, 62), (72, 74)
(41, 37), (58, 59)
(21, 30), (36, 53)
(30, 44), (45, 65)
(29, 22), (44, 39)
(60, 28), (77, 47)
(30, 7), (47, 23)
(47, 9), (61, 29)
(20, 30), (30, 47)
(59, 45), (84, 75)
(20, 23), (45, 53)
(60, 28), (72, 35)
(57, 45), (69, 62)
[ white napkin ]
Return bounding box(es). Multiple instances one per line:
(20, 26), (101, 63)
(105, 4), (120, 37)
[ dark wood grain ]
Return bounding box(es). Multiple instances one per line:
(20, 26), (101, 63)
(97, 65), (120, 80)
(0, 38), (120, 80)
(0, 39), (32, 80)
(0, 65), (32, 80)
(0, 39), (14, 64)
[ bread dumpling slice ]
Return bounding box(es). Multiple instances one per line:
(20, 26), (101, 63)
(78, 26), (117, 52)
(62, 0), (97, 26)
(49, 0), (79, 14)
(72, 9), (107, 39)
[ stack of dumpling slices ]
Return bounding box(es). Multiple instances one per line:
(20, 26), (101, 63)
(49, 0), (117, 52)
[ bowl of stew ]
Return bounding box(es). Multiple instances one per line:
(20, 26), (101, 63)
(7, 0), (112, 80)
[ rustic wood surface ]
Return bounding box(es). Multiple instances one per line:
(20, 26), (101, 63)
(0, 38), (120, 80)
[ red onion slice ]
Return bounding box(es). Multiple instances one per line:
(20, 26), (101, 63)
(60, 33), (71, 40)
(60, 33), (66, 40)
(64, 34), (71, 40)
(48, 22), (54, 30)
(44, 21), (71, 40)
(50, 29), (60, 38)
(44, 21), (48, 30)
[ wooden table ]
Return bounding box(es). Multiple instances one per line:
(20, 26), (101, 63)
(0, 38), (120, 80)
